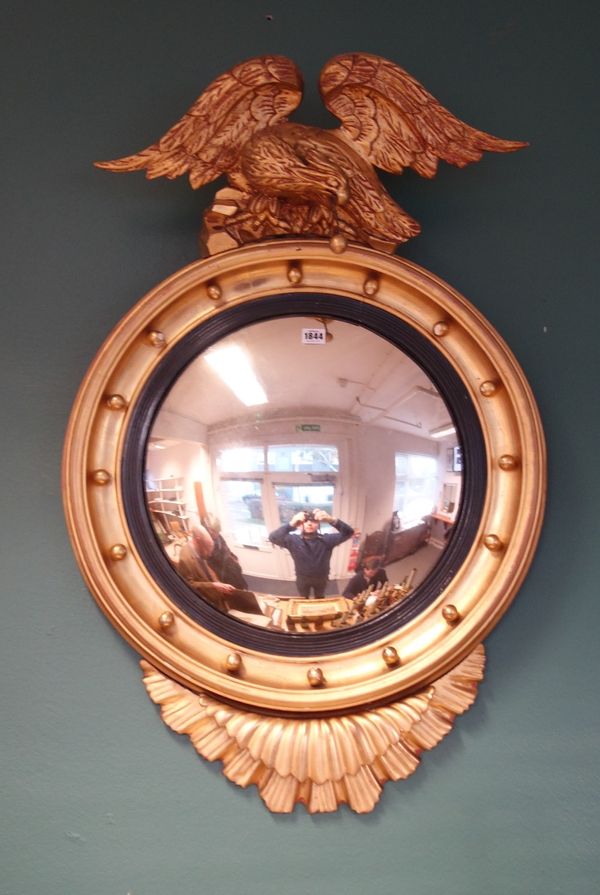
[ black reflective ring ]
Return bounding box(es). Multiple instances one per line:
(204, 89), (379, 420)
(122, 293), (486, 657)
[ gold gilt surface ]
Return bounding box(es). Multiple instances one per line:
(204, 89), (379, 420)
(96, 53), (525, 254)
(141, 645), (485, 814)
(62, 54), (544, 811)
(63, 240), (546, 713)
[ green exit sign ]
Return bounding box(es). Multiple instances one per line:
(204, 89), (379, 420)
(296, 424), (321, 432)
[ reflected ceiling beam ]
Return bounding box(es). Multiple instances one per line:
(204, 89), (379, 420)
(337, 377), (375, 391)
(353, 395), (423, 429)
(151, 409), (208, 443)
(207, 407), (361, 435)
(352, 385), (441, 430)
(349, 344), (406, 412)
(394, 385), (439, 407)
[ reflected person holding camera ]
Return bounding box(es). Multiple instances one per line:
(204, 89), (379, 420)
(268, 509), (354, 598)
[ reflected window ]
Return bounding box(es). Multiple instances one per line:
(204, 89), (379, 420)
(393, 453), (437, 529)
(220, 479), (266, 547)
(217, 446), (265, 472)
(274, 483), (336, 532)
(267, 445), (339, 472)
(217, 443), (340, 546)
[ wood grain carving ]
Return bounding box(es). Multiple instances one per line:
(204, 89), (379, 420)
(96, 54), (526, 254)
(141, 645), (485, 813)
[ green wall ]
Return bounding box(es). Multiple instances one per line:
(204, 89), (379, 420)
(2, 2), (598, 893)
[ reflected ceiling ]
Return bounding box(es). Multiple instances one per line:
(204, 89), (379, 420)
(159, 317), (452, 437)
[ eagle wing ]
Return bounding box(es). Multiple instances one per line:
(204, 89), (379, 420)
(95, 56), (303, 189)
(320, 53), (526, 178)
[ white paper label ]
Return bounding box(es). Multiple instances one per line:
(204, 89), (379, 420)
(301, 327), (326, 345)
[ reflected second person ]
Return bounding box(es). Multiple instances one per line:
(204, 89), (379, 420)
(343, 557), (388, 599)
(178, 525), (240, 610)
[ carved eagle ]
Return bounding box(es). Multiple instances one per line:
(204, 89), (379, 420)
(96, 54), (526, 251)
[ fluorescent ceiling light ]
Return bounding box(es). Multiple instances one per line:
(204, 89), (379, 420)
(205, 345), (267, 406)
(430, 423), (456, 439)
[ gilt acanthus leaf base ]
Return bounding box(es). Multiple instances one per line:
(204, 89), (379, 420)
(141, 644), (485, 813)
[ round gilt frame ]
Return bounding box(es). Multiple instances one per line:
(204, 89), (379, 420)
(63, 239), (546, 714)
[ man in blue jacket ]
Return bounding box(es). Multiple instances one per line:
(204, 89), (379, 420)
(269, 509), (354, 598)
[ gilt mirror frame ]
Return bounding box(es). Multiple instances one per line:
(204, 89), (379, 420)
(127, 290), (483, 653)
(63, 238), (545, 715)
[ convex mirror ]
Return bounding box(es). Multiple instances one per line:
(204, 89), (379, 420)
(64, 241), (544, 709)
(145, 315), (467, 635)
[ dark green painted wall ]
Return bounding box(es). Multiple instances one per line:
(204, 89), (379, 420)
(2, 2), (598, 893)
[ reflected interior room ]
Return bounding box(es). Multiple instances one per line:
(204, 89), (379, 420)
(145, 317), (463, 632)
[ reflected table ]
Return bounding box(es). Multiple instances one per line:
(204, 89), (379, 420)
(229, 585), (412, 632)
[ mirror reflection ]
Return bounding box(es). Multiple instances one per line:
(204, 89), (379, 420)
(145, 317), (463, 632)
